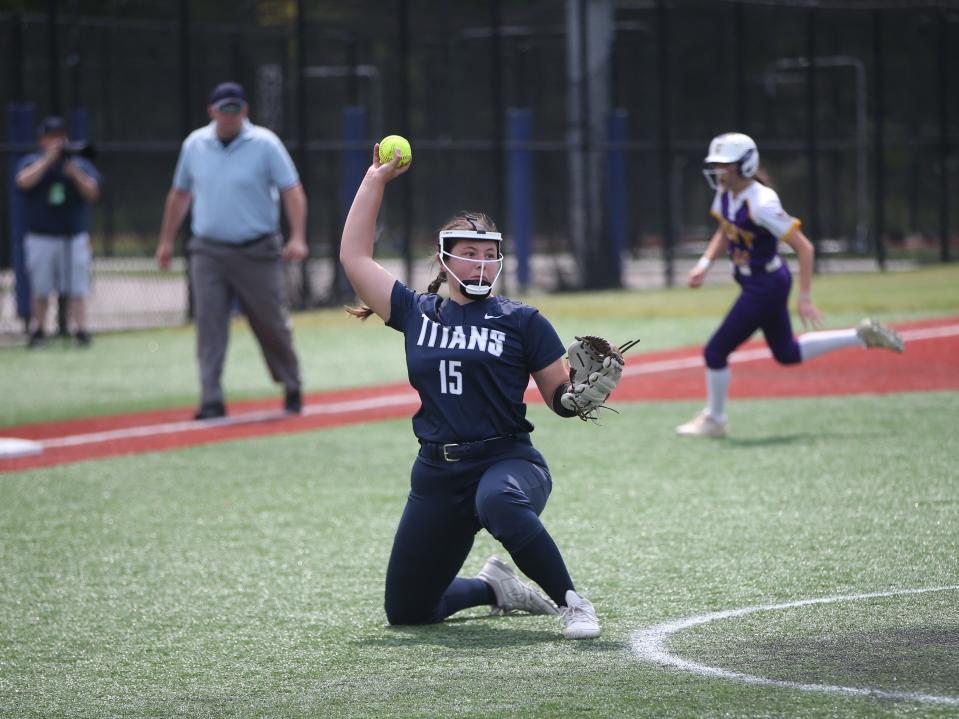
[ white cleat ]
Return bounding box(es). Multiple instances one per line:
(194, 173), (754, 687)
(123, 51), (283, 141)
(857, 318), (904, 353)
(478, 556), (558, 616)
(560, 590), (601, 639)
(675, 411), (727, 438)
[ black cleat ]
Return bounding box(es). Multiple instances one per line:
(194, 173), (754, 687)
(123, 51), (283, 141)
(284, 388), (303, 415)
(193, 401), (226, 420)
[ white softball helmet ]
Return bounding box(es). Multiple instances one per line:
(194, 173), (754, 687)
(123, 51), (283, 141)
(438, 214), (504, 299)
(703, 132), (759, 189)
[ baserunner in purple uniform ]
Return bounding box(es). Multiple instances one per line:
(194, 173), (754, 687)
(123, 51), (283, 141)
(676, 132), (904, 438)
(338, 142), (625, 639)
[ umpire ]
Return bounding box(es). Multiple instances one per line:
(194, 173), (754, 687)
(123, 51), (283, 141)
(156, 81), (308, 420)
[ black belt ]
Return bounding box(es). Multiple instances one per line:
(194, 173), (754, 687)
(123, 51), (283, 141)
(196, 233), (275, 248)
(419, 434), (526, 463)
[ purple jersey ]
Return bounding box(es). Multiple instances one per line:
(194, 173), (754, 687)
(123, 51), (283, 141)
(386, 281), (565, 444)
(710, 183), (800, 270)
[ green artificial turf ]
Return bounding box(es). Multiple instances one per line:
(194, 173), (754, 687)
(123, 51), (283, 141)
(1, 393), (957, 718)
(1, 264), (957, 427)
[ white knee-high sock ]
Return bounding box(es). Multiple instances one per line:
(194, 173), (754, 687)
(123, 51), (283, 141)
(706, 367), (731, 423)
(798, 329), (863, 361)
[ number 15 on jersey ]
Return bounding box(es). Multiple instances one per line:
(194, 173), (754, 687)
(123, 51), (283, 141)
(439, 360), (463, 395)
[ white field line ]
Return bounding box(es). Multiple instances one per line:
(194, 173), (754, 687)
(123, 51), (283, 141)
(631, 585), (959, 706)
(20, 322), (959, 453)
(621, 322), (959, 378)
(39, 392), (419, 450)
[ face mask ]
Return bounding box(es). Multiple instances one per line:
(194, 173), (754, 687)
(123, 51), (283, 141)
(437, 229), (504, 299)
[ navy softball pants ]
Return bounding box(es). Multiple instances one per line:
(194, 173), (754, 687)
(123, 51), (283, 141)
(384, 445), (558, 625)
(704, 264), (802, 369)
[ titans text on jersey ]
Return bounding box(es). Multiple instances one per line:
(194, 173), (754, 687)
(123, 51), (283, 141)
(415, 314), (506, 356)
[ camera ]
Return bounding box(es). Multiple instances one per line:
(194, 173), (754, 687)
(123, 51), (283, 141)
(62, 141), (97, 161)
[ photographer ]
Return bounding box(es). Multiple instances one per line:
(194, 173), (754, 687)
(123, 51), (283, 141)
(15, 116), (100, 347)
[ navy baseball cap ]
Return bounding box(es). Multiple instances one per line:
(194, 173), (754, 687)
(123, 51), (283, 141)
(37, 116), (67, 136)
(208, 82), (247, 106)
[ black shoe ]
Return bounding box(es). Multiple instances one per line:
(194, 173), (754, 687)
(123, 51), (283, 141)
(75, 331), (92, 348)
(284, 388), (302, 414)
(193, 401), (226, 420)
(27, 329), (45, 348)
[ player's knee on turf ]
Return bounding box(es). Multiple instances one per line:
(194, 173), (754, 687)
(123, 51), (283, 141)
(384, 595), (442, 626)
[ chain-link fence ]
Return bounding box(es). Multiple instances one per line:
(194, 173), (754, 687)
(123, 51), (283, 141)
(2, 0), (957, 336)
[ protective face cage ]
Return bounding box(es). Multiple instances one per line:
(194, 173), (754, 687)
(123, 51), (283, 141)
(702, 165), (728, 190)
(437, 217), (504, 299)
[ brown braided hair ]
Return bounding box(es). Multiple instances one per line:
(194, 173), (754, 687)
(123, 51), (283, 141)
(345, 211), (498, 320)
(344, 304), (376, 320)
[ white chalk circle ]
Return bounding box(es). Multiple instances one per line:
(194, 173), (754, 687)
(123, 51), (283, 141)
(631, 586), (959, 706)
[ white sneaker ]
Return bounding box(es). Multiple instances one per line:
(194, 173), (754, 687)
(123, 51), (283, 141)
(675, 411), (727, 438)
(478, 556), (558, 616)
(560, 589), (601, 639)
(857, 318), (904, 353)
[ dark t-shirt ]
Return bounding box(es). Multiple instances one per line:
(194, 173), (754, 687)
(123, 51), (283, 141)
(17, 153), (100, 235)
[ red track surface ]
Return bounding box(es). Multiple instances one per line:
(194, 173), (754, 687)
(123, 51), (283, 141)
(2, 316), (957, 473)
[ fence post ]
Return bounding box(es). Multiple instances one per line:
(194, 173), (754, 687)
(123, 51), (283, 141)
(7, 102), (35, 333)
(605, 109), (627, 287)
(337, 106), (368, 300)
(937, 7), (950, 263)
(872, 9), (887, 270)
(657, 0), (674, 287)
(507, 108), (532, 291)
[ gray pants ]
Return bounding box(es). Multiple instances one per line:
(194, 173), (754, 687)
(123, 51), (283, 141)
(188, 234), (301, 406)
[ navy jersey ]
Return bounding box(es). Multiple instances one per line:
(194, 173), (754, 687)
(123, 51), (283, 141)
(386, 281), (565, 444)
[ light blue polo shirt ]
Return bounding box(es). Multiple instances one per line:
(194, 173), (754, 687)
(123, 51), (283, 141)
(172, 119), (300, 243)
